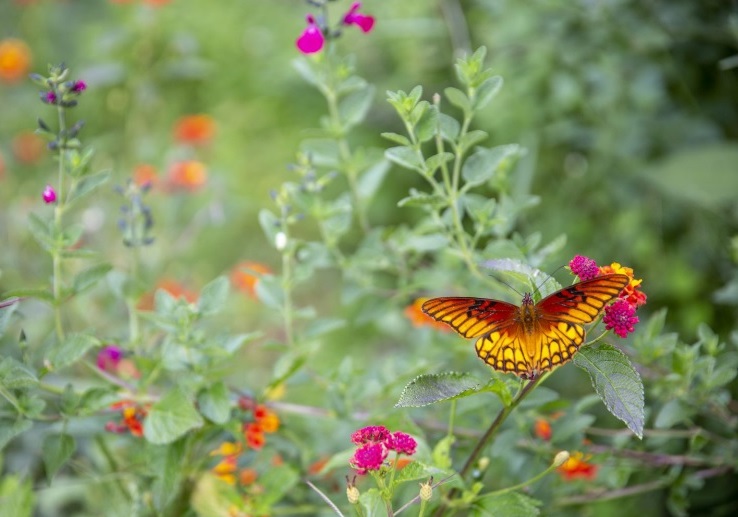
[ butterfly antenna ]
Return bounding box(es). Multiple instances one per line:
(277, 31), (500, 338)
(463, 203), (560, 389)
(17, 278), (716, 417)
(532, 265), (567, 297)
(486, 273), (524, 297)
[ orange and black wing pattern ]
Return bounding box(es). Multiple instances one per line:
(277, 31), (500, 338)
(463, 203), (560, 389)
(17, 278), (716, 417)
(421, 297), (519, 338)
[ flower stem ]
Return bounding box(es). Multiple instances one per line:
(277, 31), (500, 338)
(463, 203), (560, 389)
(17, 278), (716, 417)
(52, 93), (67, 342)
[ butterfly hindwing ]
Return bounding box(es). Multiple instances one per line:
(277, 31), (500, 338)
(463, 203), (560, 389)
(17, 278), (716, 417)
(538, 274), (630, 325)
(421, 297), (519, 338)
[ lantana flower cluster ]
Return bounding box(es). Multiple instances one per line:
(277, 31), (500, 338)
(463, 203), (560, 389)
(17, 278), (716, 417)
(349, 425), (417, 475)
(105, 400), (149, 437)
(238, 396), (281, 450)
(569, 255), (647, 338)
(296, 1), (375, 55)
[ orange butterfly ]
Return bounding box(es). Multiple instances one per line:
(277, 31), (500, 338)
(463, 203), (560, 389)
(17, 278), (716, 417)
(421, 274), (630, 380)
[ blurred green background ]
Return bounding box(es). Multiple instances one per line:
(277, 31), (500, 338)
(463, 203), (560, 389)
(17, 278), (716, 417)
(1, 0), (737, 357)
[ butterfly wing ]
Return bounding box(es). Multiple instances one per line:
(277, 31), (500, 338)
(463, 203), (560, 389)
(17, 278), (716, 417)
(421, 297), (519, 338)
(537, 274), (630, 325)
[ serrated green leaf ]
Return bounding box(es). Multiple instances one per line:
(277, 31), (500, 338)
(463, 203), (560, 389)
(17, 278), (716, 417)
(197, 276), (229, 316)
(46, 334), (99, 370)
(474, 491), (541, 517)
(573, 343), (645, 438)
(72, 263), (112, 295)
(42, 433), (76, 482)
(0, 419), (33, 451)
(198, 381), (231, 424)
(0, 358), (37, 389)
(67, 170), (111, 204)
(143, 387), (204, 444)
(396, 372), (483, 407)
(385, 146), (423, 172)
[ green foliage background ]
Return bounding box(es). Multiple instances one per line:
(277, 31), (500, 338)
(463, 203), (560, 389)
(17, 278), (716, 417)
(1, 1), (738, 516)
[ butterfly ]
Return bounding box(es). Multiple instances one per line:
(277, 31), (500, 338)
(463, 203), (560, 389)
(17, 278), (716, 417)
(421, 274), (630, 380)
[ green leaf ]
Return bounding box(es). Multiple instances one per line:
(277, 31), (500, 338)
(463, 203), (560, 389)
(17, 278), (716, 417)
(385, 146), (423, 172)
(381, 132), (411, 146)
(300, 138), (339, 167)
(255, 275), (284, 309)
(462, 145), (520, 187)
(67, 170), (111, 204)
(0, 358), (37, 389)
(72, 263), (112, 295)
(416, 105), (439, 142)
(339, 84), (375, 128)
(654, 399), (693, 429)
(0, 419), (32, 451)
(0, 474), (34, 517)
(458, 130), (489, 153)
(149, 439), (186, 510)
(28, 213), (54, 251)
(646, 143), (738, 207)
(46, 334), (100, 370)
(0, 298), (20, 336)
(191, 473), (240, 517)
(473, 76), (503, 111)
(396, 372), (483, 407)
(357, 160), (390, 203)
(258, 209), (280, 246)
(397, 189), (447, 210)
(573, 343), (645, 438)
(432, 435), (455, 470)
(474, 491), (541, 517)
(42, 433), (76, 482)
(197, 276), (229, 316)
(1, 288), (54, 304)
(439, 113), (460, 141)
(445, 87), (471, 113)
(257, 465), (300, 508)
(198, 381), (231, 424)
(143, 387), (204, 444)
(425, 152), (454, 175)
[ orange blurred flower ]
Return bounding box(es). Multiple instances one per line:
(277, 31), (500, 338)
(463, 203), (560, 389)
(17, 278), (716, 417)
(599, 262), (647, 308)
(106, 401), (148, 437)
(212, 456), (238, 485)
(167, 160), (207, 191)
(405, 298), (451, 332)
(558, 451), (597, 481)
(533, 418), (552, 441)
(230, 261), (272, 298)
(239, 467), (258, 486)
(133, 163), (158, 188)
(255, 409), (280, 434)
(144, 0), (172, 6)
(12, 132), (45, 165)
(244, 422), (265, 450)
(392, 457), (413, 470)
(210, 441), (243, 457)
(308, 457), (329, 475)
(137, 279), (198, 311)
(0, 38), (32, 83)
(174, 114), (216, 146)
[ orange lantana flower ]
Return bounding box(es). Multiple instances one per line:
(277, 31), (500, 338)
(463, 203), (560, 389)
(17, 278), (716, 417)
(230, 261), (272, 298)
(106, 401), (148, 437)
(167, 160), (207, 191)
(239, 467), (258, 485)
(405, 298), (451, 332)
(558, 451), (597, 481)
(133, 163), (158, 188)
(174, 114), (216, 146)
(533, 418), (552, 441)
(244, 423), (265, 450)
(0, 38), (32, 83)
(137, 279), (198, 311)
(212, 456), (238, 485)
(599, 262), (647, 308)
(12, 131), (45, 164)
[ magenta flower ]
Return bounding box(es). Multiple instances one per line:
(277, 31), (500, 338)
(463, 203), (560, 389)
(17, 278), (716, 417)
(296, 14), (325, 54)
(387, 431), (417, 456)
(43, 91), (57, 104)
(603, 299), (639, 338)
(351, 442), (387, 475)
(343, 2), (375, 33)
(97, 345), (123, 371)
(42, 185), (57, 204)
(71, 80), (87, 93)
(569, 255), (599, 281)
(351, 425), (390, 445)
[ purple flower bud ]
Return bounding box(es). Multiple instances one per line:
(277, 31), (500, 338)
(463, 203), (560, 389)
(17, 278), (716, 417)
(42, 185), (57, 204)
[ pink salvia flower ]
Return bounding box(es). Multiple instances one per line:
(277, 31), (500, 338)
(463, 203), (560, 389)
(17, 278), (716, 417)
(296, 14), (325, 54)
(351, 425), (390, 445)
(343, 2), (375, 33)
(42, 185), (57, 204)
(44, 91), (57, 104)
(387, 431), (417, 456)
(603, 299), (639, 338)
(351, 442), (387, 475)
(72, 80), (87, 93)
(569, 255), (599, 281)
(97, 345), (123, 372)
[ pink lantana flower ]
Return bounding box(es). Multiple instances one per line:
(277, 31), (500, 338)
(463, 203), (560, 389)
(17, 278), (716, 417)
(351, 425), (390, 445)
(343, 2), (375, 33)
(603, 299), (639, 338)
(97, 345), (123, 372)
(386, 431), (417, 456)
(296, 15), (325, 54)
(350, 442), (387, 475)
(568, 255), (599, 281)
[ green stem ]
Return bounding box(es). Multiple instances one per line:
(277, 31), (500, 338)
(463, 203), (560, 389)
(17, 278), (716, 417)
(483, 455), (561, 498)
(52, 99), (67, 343)
(281, 220), (295, 348)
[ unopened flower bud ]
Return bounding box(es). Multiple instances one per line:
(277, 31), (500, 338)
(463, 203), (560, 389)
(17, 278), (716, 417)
(553, 450), (570, 468)
(419, 479), (433, 502)
(347, 484), (360, 505)
(477, 457), (490, 471)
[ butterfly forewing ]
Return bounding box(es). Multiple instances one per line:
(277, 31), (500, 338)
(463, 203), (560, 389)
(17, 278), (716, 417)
(420, 273), (630, 379)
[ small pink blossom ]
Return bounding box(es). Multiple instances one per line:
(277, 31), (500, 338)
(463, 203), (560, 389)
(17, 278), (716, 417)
(43, 91), (57, 104)
(351, 442), (387, 475)
(569, 255), (599, 281)
(71, 80), (86, 93)
(351, 425), (390, 445)
(343, 2), (375, 33)
(296, 15), (325, 54)
(42, 185), (57, 204)
(387, 431), (417, 456)
(97, 345), (123, 371)
(603, 299), (639, 338)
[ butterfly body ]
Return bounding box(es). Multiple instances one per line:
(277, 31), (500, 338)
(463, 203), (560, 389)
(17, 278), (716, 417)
(421, 274), (630, 380)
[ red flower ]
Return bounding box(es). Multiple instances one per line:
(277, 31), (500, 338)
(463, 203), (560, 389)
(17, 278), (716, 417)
(386, 432), (417, 455)
(351, 442), (387, 475)
(173, 114), (216, 146)
(351, 425), (390, 445)
(603, 298), (639, 338)
(558, 452), (597, 481)
(342, 2), (375, 33)
(533, 418), (552, 441)
(296, 15), (325, 54)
